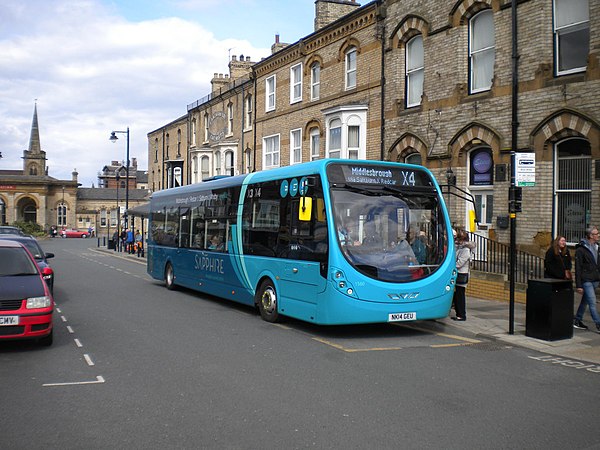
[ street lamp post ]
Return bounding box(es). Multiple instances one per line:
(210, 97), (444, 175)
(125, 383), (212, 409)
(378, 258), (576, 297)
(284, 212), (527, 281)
(109, 127), (130, 230)
(115, 171), (120, 251)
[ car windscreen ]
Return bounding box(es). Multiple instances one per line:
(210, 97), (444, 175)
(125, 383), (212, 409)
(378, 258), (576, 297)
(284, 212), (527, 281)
(0, 248), (39, 276)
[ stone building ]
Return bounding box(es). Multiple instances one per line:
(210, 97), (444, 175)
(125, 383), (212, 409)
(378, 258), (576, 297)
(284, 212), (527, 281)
(147, 0), (599, 251)
(382, 0), (599, 250)
(0, 103), (150, 235)
(0, 104), (79, 230)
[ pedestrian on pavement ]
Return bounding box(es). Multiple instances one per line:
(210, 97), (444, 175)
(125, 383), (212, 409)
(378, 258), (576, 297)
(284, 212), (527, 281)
(135, 230), (143, 257)
(112, 230), (119, 252)
(452, 228), (476, 321)
(573, 226), (600, 333)
(126, 228), (134, 254)
(544, 235), (572, 280)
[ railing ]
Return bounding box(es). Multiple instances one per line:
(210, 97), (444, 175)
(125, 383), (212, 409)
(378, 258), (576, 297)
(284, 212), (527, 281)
(467, 232), (544, 284)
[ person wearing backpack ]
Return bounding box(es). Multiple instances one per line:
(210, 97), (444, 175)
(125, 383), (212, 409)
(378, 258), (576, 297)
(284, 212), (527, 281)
(452, 228), (476, 321)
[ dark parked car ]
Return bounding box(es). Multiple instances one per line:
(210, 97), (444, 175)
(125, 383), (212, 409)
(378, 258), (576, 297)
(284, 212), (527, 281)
(0, 235), (55, 293)
(0, 226), (25, 235)
(0, 240), (54, 346)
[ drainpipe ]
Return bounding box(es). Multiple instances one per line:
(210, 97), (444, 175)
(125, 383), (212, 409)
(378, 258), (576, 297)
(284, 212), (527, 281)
(378, 1), (386, 161)
(509, 0), (520, 335)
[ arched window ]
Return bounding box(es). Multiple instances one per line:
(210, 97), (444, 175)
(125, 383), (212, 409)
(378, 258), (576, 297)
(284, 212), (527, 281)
(58, 203), (67, 227)
(406, 35), (424, 108)
(310, 128), (320, 161)
(555, 137), (591, 243)
(245, 95), (253, 129)
(328, 119), (342, 159)
(311, 62), (320, 100)
(201, 156), (210, 181)
(405, 153), (422, 165)
(345, 47), (357, 89)
(225, 151), (234, 176)
(0, 198), (6, 225)
(469, 10), (495, 93)
(214, 152), (221, 175)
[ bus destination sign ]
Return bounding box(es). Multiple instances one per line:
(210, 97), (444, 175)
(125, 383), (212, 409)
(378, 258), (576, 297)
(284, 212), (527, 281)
(327, 163), (431, 188)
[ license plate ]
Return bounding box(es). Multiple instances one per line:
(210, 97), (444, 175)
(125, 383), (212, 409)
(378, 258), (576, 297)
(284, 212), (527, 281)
(388, 312), (416, 322)
(0, 316), (19, 326)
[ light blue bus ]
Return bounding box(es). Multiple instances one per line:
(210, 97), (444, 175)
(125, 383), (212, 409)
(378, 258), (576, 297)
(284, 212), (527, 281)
(147, 159), (456, 325)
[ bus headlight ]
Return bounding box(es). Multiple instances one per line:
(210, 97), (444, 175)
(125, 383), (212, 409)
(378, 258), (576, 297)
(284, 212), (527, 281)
(347, 288), (354, 295)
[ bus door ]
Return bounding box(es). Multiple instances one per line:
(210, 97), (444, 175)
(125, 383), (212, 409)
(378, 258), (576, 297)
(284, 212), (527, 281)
(277, 196), (328, 306)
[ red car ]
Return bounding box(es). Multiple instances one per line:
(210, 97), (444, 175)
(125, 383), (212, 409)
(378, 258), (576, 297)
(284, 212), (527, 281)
(60, 228), (89, 238)
(0, 240), (54, 346)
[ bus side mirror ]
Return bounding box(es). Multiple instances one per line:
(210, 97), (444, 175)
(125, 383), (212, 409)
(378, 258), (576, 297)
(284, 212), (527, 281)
(299, 197), (313, 222)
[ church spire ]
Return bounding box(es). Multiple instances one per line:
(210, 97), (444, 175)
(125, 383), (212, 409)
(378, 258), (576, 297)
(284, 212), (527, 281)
(23, 101), (47, 176)
(28, 101), (41, 153)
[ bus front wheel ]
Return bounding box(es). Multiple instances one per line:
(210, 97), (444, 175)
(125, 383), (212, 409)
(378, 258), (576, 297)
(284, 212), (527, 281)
(257, 280), (279, 323)
(165, 263), (176, 290)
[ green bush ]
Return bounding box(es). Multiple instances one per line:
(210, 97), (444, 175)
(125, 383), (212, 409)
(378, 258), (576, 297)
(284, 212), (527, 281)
(11, 221), (45, 237)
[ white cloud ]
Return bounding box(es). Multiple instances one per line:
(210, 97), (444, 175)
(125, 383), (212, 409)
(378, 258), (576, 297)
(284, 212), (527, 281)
(0, 0), (273, 187)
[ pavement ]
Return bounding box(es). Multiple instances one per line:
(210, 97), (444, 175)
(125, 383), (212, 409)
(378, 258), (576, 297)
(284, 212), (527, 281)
(96, 245), (600, 365)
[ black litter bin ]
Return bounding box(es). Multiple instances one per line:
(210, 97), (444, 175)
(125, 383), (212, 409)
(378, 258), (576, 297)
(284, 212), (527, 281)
(526, 278), (573, 341)
(107, 239), (116, 250)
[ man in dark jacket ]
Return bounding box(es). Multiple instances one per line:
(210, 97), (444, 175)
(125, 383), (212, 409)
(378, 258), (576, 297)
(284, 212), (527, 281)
(574, 226), (600, 332)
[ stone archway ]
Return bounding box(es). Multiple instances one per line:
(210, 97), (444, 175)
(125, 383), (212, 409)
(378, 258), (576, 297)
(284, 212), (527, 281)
(16, 196), (38, 223)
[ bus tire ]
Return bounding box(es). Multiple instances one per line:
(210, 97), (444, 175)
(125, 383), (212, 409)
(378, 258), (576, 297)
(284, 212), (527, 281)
(165, 263), (176, 290)
(257, 279), (280, 323)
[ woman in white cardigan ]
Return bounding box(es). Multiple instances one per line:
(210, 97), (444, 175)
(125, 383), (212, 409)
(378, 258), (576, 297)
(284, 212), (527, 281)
(452, 229), (476, 321)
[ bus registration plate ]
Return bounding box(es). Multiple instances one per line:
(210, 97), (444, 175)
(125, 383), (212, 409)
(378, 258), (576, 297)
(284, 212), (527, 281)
(0, 316), (19, 326)
(388, 312), (416, 322)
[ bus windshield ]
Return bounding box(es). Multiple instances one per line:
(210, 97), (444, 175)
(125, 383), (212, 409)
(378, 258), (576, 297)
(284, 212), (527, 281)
(331, 185), (448, 283)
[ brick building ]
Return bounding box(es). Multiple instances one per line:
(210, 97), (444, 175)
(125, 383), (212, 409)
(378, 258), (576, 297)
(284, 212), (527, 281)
(147, 0), (599, 251)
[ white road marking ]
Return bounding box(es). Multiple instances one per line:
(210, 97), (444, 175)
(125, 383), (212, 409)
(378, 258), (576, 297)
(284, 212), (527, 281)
(84, 354), (95, 366)
(43, 376), (105, 387)
(74, 339), (82, 348)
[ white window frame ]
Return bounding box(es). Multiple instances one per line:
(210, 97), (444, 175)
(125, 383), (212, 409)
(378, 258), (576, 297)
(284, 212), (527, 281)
(214, 151), (221, 175)
(469, 9), (495, 93)
(290, 63), (302, 104)
(227, 103), (234, 135)
(290, 129), (302, 165)
(204, 113), (209, 142)
(192, 155), (198, 183)
(324, 105), (368, 160)
(244, 148), (252, 174)
(191, 119), (197, 146)
(225, 150), (234, 176)
(245, 95), (253, 130)
(266, 75), (276, 112)
(311, 62), (320, 100)
(201, 156), (210, 181)
(553, 0), (590, 76)
(263, 134), (280, 169)
(345, 47), (357, 90)
(406, 35), (424, 108)
(310, 128), (320, 161)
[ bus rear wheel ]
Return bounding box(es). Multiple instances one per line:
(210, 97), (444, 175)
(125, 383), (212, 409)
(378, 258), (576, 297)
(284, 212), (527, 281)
(165, 263), (176, 290)
(257, 280), (279, 323)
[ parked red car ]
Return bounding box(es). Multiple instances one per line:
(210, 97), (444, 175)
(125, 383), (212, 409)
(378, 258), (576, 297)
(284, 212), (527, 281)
(60, 228), (89, 238)
(0, 240), (54, 346)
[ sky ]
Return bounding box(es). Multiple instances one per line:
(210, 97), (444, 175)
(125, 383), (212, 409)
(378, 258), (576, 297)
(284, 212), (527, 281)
(0, 0), (315, 187)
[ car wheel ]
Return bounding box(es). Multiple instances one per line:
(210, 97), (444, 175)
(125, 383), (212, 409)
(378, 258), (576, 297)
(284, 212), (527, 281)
(256, 279), (280, 323)
(82, 234), (88, 238)
(165, 263), (176, 290)
(38, 330), (53, 347)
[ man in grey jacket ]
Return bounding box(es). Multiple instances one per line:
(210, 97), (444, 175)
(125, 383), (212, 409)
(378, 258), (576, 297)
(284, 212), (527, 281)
(573, 226), (600, 333)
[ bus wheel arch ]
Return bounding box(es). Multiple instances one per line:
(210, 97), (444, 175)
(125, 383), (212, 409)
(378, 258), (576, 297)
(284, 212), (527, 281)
(164, 262), (177, 290)
(255, 277), (280, 323)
